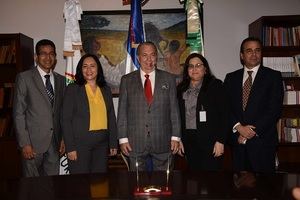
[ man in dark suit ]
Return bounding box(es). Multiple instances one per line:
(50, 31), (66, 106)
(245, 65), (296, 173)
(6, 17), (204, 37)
(13, 39), (65, 177)
(117, 42), (181, 171)
(224, 37), (284, 173)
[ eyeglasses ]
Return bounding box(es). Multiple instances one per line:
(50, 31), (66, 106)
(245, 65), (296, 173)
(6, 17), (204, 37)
(38, 52), (56, 58)
(188, 63), (204, 70)
(244, 48), (261, 55)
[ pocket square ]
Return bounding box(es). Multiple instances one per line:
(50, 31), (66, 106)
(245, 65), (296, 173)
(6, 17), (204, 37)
(161, 84), (169, 90)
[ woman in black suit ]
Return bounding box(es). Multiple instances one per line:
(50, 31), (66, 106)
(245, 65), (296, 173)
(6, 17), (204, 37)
(62, 54), (118, 174)
(177, 53), (227, 171)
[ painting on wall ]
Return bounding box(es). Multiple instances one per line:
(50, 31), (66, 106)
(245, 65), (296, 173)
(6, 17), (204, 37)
(80, 9), (188, 94)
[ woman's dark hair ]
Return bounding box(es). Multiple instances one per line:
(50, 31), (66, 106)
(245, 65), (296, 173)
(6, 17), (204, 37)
(75, 53), (106, 87)
(177, 53), (214, 92)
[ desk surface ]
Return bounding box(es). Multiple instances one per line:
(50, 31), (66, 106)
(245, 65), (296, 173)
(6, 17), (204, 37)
(0, 170), (299, 200)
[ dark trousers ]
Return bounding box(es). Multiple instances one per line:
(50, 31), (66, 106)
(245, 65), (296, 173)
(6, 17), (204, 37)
(68, 130), (109, 174)
(231, 144), (276, 173)
(22, 136), (59, 177)
(183, 129), (222, 171)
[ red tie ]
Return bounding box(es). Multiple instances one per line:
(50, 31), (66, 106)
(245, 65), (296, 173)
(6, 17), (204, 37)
(144, 74), (153, 104)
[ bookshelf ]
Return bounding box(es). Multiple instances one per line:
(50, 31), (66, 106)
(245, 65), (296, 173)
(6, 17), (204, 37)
(0, 33), (34, 177)
(249, 15), (300, 172)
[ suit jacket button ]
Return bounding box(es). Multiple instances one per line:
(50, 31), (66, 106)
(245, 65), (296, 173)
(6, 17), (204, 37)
(148, 110), (150, 114)
(50, 128), (53, 131)
(146, 125), (148, 127)
(147, 131), (150, 136)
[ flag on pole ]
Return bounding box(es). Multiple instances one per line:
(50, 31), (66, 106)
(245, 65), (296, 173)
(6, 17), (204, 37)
(184, 0), (204, 55)
(61, 0), (83, 175)
(125, 0), (145, 74)
(123, 0), (153, 171)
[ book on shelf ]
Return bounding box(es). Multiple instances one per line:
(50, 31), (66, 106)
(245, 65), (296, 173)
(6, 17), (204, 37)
(277, 119), (282, 141)
(278, 118), (300, 143)
(263, 57), (296, 77)
(0, 40), (16, 64)
(0, 83), (14, 109)
(283, 90), (300, 105)
(283, 127), (300, 143)
(263, 26), (300, 47)
(293, 54), (300, 76)
(4, 83), (14, 108)
(0, 117), (9, 137)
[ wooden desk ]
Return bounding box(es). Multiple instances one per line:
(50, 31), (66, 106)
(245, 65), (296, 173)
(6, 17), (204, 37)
(0, 171), (299, 199)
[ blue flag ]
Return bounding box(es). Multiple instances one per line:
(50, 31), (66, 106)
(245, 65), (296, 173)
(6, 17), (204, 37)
(125, 0), (145, 74)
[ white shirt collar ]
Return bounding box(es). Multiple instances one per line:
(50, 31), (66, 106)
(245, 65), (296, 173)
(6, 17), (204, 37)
(140, 69), (155, 77)
(37, 65), (53, 77)
(140, 69), (155, 93)
(243, 64), (260, 83)
(243, 64), (260, 74)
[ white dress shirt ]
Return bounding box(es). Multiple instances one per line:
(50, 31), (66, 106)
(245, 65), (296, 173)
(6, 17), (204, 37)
(37, 65), (55, 92)
(233, 64), (260, 132)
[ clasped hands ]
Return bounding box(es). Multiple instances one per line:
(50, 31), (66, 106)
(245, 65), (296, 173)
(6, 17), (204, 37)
(236, 124), (257, 144)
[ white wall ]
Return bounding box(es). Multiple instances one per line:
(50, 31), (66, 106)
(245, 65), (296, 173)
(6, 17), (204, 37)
(204, 0), (300, 80)
(0, 0), (300, 80)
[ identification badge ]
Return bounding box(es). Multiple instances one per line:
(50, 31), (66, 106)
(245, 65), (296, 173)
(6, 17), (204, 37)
(199, 111), (206, 122)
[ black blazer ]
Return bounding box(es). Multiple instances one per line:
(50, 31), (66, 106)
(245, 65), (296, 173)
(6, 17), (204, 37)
(62, 83), (118, 153)
(177, 78), (228, 147)
(224, 66), (284, 147)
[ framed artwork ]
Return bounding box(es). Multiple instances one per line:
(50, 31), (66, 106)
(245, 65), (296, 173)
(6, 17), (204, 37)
(80, 9), (188, 94)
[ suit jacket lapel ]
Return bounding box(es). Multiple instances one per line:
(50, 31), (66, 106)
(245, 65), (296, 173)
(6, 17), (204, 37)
(134, 70), (148, 105)
(250, 66), (264, 93)
(78, 85), (90, 130)
(236, 69), (244, 112)
(79, 85), (89, 113)
(53, 72), (60, 109)
(152, 69), (164, 106)
(246, 66), (264, 108)
(32, 67), (52, 107)
(100, 86), (110, 112)
(196, 83), (206, 111)
(135, 70), (144, 94)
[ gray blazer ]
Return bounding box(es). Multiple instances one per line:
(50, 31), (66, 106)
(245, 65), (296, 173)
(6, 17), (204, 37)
(13, 67), (65, 153)
(62, 83), (118, 153)
(117, 69), (181, 153)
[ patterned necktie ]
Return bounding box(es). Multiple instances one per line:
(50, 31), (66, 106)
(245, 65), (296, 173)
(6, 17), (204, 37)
(144, 74), (153, 104)
(44, 74), (54, 106)
(242, 71), (253, 111)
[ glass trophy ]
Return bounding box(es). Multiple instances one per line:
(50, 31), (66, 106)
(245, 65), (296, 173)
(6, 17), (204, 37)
(133, 155), (172, 196)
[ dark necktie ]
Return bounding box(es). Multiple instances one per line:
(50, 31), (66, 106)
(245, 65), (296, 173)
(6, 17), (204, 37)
(144, 74), (153, 104)
(242, 71), (253, 111)
(44, 74), (54, 106)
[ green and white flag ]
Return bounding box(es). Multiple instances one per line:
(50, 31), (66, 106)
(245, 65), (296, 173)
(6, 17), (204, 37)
(183, 0), (204, 55)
